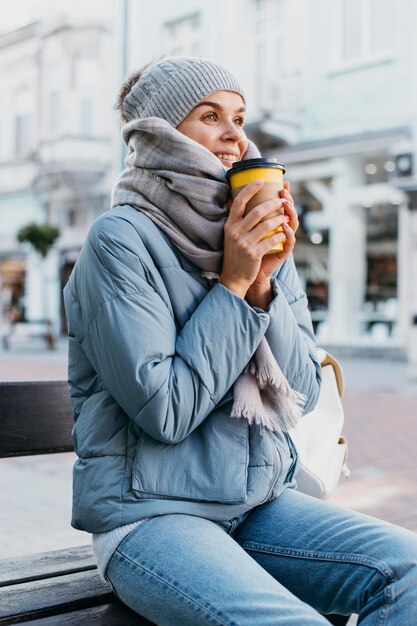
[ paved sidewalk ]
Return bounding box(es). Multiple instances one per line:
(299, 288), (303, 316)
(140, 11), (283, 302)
(1, 342), (416, 562)
(329, 388), (417, 532)
(0, 338), (68, 381)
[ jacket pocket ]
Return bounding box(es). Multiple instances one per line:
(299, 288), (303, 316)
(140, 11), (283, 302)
(132, 409), (249, 504)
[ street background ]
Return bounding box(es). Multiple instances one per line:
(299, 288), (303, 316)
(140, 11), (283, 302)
(0, 5), (416, 626)
(1, 340), (416, 559)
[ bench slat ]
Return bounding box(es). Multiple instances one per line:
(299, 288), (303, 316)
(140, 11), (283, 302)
(0, 569), (112, 623)
(0, 382), (73, 457)
(0, 546), (95, 587)
(18, 602), (152, 625)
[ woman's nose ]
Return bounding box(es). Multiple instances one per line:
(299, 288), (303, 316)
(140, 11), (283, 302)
(222, 120), (243, 141)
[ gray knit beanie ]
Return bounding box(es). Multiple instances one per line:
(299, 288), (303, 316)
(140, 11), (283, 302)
(122, 57), (245, 128)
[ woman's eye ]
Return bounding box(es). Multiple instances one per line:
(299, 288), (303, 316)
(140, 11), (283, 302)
(203, 113), (217, 122)
(235, 117), (245, 127)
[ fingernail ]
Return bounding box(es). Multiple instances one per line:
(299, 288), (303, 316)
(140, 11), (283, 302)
(254, 179), (263, 185)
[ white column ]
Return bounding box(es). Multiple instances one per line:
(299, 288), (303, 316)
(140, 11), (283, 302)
(0, 275), (5, 328)
(327, 159), (367, 343)
(24, 249), (61, 332)
(44, 249), (61, 335)
(408, 207), (417, 379)
(397, 203), (411, 346)
(25, 252), (44, 321)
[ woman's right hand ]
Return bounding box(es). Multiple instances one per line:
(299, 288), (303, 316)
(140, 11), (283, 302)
(219, 180), (289, 298)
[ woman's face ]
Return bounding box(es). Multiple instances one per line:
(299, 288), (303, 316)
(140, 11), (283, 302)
(177, 90), (248, 168)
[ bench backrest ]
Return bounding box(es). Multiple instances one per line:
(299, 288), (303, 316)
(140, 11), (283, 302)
(0, 381), (73, 458)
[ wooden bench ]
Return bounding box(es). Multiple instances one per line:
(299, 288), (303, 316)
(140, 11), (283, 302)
(0, 381), (349, 625)
(0, 381), (151, 625)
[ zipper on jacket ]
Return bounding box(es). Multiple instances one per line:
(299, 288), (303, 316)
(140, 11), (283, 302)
(262, 430), (282, 503)
(284, 432), (298, 483)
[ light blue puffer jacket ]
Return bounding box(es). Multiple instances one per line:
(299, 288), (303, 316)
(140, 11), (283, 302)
(63, 205), (321, 533)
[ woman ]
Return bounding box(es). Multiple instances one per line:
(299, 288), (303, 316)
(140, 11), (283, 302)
(64, 57), (417, 625)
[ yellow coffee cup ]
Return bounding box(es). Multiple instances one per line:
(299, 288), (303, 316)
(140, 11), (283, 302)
(226, 158), (286, 254)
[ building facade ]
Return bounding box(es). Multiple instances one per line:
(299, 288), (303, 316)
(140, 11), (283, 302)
(1, 0), (416, 365)
(0, 2), (119, 334)
(127, 0), (417, 359)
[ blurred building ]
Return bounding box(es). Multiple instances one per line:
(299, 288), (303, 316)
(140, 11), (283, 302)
(0, 0), (417, 364)
(127, 0), (417, 358)
(0, 1), (119, 334)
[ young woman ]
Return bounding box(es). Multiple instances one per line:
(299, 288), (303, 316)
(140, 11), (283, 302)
(64, 57), (417, 625)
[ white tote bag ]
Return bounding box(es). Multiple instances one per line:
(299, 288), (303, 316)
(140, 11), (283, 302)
(290, 348), (350, 499)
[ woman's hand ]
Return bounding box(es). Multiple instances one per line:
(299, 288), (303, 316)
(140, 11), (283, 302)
(219, 180), (289, 298)
(246, 182), (299, 309)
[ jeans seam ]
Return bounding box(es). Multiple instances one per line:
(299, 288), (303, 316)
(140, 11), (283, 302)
(376, 597), (389, 626)
(377, 579), (395, 626)
(113, 549), (236, 626)
(240, 541), (396, 582)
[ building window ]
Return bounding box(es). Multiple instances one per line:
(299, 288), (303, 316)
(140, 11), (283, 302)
(252, 0), (285, 112)
(339, 0), (391, 63)
(48, 91), (60, 134)
(163, 13), (201, 57)
(67, 208), (77, 227)
(14, 114), (31, 157)
(73, 56), (96, 88)
(80, 97), (92, 135)
(14, 88), (32, 157)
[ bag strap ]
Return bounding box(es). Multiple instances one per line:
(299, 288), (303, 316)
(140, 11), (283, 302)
(316, 348), (344, 397)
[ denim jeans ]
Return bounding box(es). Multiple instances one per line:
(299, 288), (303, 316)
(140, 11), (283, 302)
(106, 488), (417, 625)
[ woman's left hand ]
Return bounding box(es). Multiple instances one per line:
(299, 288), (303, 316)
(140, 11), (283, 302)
(246, 181), (299, 308)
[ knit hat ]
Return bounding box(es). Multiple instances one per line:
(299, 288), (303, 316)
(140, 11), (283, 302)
(122, 57), (245, 128)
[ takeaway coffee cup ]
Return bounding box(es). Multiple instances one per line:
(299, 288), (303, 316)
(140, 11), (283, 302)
(226, 158), (286, 254)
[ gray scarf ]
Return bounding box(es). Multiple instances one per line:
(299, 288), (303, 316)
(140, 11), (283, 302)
(112, 117), (305, 432)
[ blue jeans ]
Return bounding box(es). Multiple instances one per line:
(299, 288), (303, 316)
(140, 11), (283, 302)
(106, 489), (417, 625)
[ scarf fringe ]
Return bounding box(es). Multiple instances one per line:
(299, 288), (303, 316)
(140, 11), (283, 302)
(255, 357), (282, 389)
(231, 347), (307, 434)
(232, 396), (305, 433)
(201, 271), (220, 281)
(231, 403), (287, 432)
(254, 337), (284, 388)
(269, 392), (306, 431)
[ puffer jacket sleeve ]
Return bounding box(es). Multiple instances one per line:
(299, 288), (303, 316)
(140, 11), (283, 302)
(265, 255), (321, 414)
(69, 219), (270, 444)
